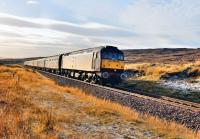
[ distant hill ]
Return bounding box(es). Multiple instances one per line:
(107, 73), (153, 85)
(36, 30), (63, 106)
(123, 48), (200, 64)
(1, 48), (200, 65)
(0, 57), (43, 65)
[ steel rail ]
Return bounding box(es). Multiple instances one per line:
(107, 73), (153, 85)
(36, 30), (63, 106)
(37, 70), (200, 111)
(114, 86), (200, 111)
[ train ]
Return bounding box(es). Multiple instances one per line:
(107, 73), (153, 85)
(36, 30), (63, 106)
(24, 46), (127, 85)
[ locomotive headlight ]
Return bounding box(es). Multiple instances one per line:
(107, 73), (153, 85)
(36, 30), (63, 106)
(102, 72), (109, 78)
(120, 73), (127, 80)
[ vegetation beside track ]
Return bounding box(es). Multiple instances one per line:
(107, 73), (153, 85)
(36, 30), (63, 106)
(124, 61), (200, 103)
(0, 65), (199, 138)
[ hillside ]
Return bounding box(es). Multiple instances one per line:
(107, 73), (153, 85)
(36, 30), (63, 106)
(123, 48), (200, 103)
(0, 57), (43, 65)
(123, 48), (200, 64)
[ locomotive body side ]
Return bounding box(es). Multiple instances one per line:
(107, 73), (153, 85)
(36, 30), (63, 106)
(60, 47), (102, 81)
(62, 51), (101, 72)
(60, 46), (126, 84)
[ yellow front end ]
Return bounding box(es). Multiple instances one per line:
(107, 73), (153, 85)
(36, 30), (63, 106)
(101, 59), (125, 70)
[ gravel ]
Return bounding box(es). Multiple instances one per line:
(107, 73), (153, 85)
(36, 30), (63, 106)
(40, 71), (200, 131)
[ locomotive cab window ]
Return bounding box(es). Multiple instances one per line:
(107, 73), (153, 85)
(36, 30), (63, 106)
(101, 52), (124, 60)
(101, 46), (124, 61)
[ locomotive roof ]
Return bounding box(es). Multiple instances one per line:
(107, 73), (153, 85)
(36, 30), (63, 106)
(25, 46), (120, 63)
(63, 46), (118, 56)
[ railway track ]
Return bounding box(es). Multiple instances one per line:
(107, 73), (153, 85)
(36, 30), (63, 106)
(114, 86), (200, 112)
(37, 69), (200, 130)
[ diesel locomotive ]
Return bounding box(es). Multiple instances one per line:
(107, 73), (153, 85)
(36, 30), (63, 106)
(24, 46), (126, 85)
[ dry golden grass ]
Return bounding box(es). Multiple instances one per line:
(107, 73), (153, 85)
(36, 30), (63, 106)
(0, 65), (60, 138)
(126, 60), (200, 81)
(67, 89), (200, 139)
(0, 65), (199, 139)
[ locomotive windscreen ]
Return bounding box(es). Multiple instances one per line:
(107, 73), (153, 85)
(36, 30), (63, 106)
(101, 46), (124, 60)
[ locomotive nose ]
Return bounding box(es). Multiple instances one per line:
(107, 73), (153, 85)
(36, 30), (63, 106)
(101, 59), (124, 70)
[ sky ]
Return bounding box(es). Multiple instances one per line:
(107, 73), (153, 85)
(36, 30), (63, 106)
(0, 0), (200, 58)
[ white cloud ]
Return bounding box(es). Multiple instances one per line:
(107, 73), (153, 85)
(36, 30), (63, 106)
(1, 0), (200, 58)
(26, 0), (38, 5)
(0, 13), (133, 37)
(0, 14), (134, 58)
(120, 0), (200, 40)
(0, 13), (138, 58)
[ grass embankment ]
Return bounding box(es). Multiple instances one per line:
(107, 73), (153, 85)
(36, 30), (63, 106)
(0, 65), (199, 138)
(124, 61), (200, 102)
(126, 61), (200, 81)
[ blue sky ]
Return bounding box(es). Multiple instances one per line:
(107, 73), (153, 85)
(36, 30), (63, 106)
(0, 0), (200, 58)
